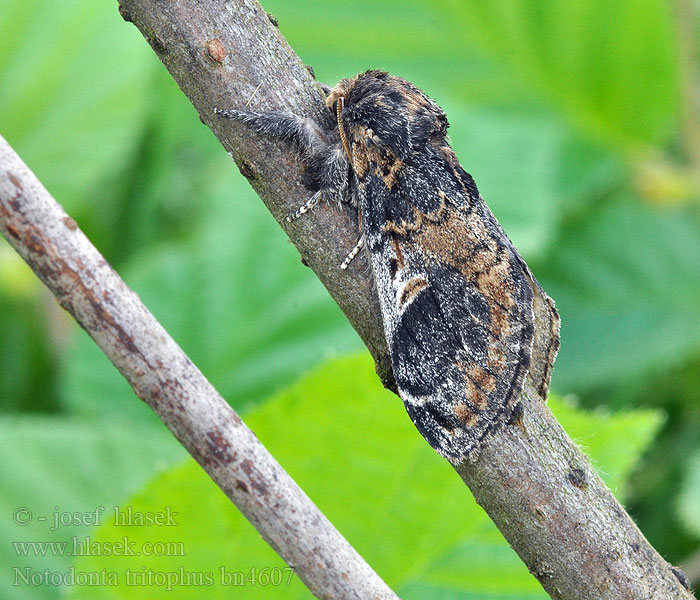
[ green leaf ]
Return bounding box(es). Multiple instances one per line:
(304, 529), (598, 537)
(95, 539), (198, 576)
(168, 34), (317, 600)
(0, 416), (184, 600)
(434, 0), (679, 151)
(446, 107), (562, 259)
(541, 197), (700, 392)
(67, 354), (661, 599)
(0, 0), (157, 414)
(0, 0), (155, 214)
(678, 448), (700, 538)
(0, 241), (58, 412)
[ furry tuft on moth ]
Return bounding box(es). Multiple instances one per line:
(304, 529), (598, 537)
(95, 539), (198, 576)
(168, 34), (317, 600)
(216, 70), (560, 463)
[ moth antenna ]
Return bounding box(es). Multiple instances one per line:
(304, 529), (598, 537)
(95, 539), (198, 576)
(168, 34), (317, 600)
(340, 237), (364, 270)
(337, 97), (353, 161)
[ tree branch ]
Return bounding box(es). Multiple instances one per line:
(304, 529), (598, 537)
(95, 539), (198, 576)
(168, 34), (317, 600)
(455, 380), (693, 598)
(0, 134), (398, 599)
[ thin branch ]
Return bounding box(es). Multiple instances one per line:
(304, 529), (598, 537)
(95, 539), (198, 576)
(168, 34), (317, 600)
(0, 134), (398, 599)
(113, 1), (697, 598)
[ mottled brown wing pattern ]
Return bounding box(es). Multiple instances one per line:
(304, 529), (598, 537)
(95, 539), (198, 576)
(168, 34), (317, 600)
(355, 146), (535, 461)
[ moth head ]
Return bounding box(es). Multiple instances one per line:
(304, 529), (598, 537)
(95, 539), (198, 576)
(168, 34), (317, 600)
(326, 70), (448, 161)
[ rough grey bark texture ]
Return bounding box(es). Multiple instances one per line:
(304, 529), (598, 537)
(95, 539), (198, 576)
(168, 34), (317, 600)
(0, 134), (398, 600)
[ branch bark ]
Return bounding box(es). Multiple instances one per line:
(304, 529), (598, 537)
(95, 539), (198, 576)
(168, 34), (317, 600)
(0, 134), (398, 599)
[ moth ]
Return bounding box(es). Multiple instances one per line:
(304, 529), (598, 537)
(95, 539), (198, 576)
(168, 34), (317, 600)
(216, 70), (559, 463)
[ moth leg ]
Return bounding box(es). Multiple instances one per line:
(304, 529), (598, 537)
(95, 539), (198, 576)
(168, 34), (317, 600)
(286, 190), (323, 222)
(214, 108), (325, 157)
(215, 105), (352, 232)
(340, 237), (364, 270)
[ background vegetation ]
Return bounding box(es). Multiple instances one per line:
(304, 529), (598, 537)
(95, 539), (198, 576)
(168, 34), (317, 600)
(1, 0), (699, 598)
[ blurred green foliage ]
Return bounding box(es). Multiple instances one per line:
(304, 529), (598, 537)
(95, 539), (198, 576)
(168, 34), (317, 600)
(1, 0), (699, 596)
(65, 355), (662, 600)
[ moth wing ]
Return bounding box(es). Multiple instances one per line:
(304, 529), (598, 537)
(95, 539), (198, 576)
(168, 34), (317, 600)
(360, 161), (536, 462)
(476, 196), (561, 398)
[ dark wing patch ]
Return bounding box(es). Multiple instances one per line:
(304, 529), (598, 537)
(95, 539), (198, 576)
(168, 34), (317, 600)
(388, 259), (533, 461)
